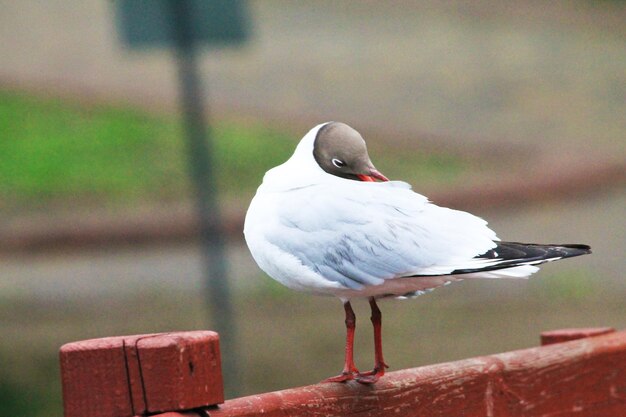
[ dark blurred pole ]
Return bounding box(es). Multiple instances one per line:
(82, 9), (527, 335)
(168, 0), (239, 396)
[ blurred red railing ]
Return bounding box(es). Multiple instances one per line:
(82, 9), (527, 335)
(59, 327), (626, 417)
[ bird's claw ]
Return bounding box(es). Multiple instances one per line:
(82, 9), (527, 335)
(355, 373), (381, 384)
(324, 360), (389, 384)
(324, 373), (353, 383)
(323, 370), (359, 383)
(355, 364), (387, 384)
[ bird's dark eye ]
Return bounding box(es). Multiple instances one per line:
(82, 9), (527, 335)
(331, 158), (345, 168)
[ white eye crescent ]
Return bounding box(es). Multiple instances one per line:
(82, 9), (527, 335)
(331, 158), (345, 168)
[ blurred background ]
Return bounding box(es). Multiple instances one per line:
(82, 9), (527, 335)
(0, 1), (625, 415)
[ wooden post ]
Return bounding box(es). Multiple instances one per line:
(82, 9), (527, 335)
(199, 329), (626, 417)
(59, 331), (223, 417)
(60, 328), (626, 417)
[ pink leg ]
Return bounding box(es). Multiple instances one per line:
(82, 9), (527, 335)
(357, 297), (389, 384)
(324, 301), (360, 382)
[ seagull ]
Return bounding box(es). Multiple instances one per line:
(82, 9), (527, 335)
(244, 122), (591, 384)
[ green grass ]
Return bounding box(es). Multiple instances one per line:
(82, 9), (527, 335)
(0, 90), (465, 209)
(0, 90), (297, 206)
(1, 92), (177, 203)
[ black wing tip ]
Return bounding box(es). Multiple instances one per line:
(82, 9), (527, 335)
(500, 242), (591, 254)
(555, 243), (592, 256)
(428, 242), (592, 277)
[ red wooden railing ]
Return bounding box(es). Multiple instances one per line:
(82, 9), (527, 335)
(60, 327), (626, 417)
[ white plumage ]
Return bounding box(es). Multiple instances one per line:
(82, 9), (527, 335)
(244, 123), (539, 300)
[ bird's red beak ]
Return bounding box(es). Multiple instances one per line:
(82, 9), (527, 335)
(357, 168), (389, 182)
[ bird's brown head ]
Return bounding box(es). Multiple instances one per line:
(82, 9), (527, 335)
(313, 122), (388, 182)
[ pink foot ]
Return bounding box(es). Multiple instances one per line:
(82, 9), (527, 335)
(323, 371), (358, 383)
(355, 362), (388, 384)
(356, 370), (383, 384)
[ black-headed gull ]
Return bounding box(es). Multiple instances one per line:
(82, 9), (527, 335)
(244, 122), (591, 384)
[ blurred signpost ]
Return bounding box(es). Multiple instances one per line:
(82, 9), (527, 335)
(115, 0), (249, 396)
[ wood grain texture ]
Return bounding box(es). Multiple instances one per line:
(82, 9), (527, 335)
(60, 331), (223, 417)
(135, 332), (224, 413)
(152, 329), (626, 417)
(60, 335), (136, 417)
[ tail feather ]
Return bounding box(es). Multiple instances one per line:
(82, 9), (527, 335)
(449, 242), (591, 275)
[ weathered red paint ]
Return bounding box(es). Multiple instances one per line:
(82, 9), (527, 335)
(60, 334), (136, 417)
(60, 328), (626, 417)
(167, 329), (626, 417)
(540, 327), (615, 345)
(60, 331), (223, 417)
